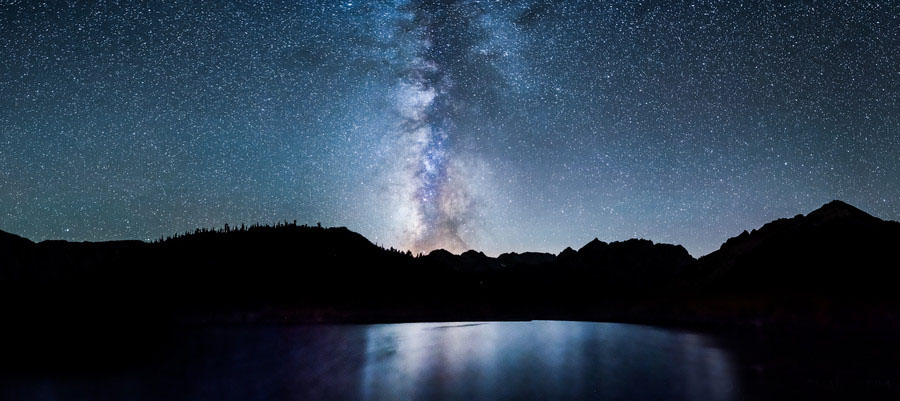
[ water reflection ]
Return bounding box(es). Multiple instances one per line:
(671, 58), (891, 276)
(358, 321), (738, 401)
(0, 321), (741, 401)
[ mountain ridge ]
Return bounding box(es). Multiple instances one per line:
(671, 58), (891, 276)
(1, 200), (898, 331)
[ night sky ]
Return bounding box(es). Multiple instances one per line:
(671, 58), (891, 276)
(1, 1), (898, 256)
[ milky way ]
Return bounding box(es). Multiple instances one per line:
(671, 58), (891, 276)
(0, 1), (897, 256)
(387, 1), (492, 253)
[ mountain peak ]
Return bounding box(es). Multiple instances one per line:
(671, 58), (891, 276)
(705, 200), (887, 261)
(428, 249), (455, 258)
(578, 238), (608, 253)
(806, 200), (874, 223)
(558, 247), (577, 259)
(461, 250), (488, 259)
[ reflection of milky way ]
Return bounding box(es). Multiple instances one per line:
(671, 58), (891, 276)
(389, 2), (479, 254)
(361, 322), (739, 400)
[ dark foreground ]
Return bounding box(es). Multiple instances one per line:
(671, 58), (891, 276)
(2, 321), (899, 401)
(1, 201), (899, 399)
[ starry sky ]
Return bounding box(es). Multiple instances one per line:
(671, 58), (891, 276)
(1, 0), (898, 256)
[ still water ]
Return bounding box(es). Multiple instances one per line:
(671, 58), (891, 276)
(355, 322), (736, 400)
(2, 321), (896, 400)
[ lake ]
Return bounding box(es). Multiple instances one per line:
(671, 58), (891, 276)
(2, 320), (898, 400)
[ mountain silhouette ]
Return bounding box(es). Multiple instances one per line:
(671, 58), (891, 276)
(497, 251), (556, 267)
(559, 238), (695, 291)
(0, 200), (898, 333)
(687, 200), (900, 294)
